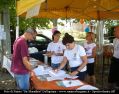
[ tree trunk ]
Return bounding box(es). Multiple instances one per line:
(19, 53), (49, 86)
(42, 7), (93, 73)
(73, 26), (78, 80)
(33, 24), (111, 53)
(0, 6), (11, 67)
(0, 13), (3, 65)
(3, 6), (11, 56)
(52, 19), (57, 27)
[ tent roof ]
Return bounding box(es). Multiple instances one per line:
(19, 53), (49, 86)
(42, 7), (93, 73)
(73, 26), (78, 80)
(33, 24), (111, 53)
(17, 0), (119, 20)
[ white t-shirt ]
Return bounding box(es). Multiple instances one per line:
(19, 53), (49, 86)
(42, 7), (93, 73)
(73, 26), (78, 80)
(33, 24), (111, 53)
(47, 41), (66, 64)
(113, 38), (119, 59)
(64, 44), (86, 72)
(84, 42), (96, 63)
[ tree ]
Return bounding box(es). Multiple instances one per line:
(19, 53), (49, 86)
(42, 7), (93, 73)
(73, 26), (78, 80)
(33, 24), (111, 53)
(0, 0), (14, 67)
(104, 20), (119, 43)
(9, 0), (52, 32)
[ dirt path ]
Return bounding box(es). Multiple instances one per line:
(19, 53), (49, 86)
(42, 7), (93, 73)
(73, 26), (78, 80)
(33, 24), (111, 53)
(0, 68), (16, 90)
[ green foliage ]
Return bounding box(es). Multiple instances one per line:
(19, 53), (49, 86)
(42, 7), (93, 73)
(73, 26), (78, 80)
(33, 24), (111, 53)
(104, 20), (119, 43)
(8, 0), (52, 32)
(18, 17), (51, 31)
(0, 0), (15, 12)
(108, 26), (115, 43)
(1, 0), (51, 31)
(73, 19), (79, 23)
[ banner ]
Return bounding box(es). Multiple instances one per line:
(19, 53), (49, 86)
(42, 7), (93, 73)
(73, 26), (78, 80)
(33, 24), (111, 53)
(26, 3), (41, 19)
(2, 56), (14, 78)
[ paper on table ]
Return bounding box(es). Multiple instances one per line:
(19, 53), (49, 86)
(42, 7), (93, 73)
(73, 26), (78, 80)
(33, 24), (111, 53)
(65, 74), (78, 79)
(49, 70), (66, 77)
(76, 85), (98, 90)
(33, 65), (52, 76)
(37, 74), (51, 81)
(44, 67), (52, 74)
(62, 80), (84, 87)
(30, 58), (39, 62)
(33, 65), (44, 76)
(47, 76), (65, 81)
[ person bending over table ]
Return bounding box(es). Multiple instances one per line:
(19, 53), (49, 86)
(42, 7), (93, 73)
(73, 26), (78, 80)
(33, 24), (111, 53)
(55, 33), (87, 81)
(11, 28), (38, 90)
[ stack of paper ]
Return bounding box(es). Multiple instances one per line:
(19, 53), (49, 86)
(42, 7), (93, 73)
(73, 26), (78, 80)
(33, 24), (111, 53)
(49, 70), (66, 77)
(65, 74), (78, 79)
(47, 76), (65, 81)
(76, 85), (98, 90)
(33, 65), (52, 76)
(44, 70), (66, 81)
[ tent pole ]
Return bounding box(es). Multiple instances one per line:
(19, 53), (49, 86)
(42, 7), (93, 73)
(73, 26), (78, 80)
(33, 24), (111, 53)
(15, 0), (19, 39)
(16, 16), (19, 39)
(96, 10), (104, 89)
(96, 20), (104, 89)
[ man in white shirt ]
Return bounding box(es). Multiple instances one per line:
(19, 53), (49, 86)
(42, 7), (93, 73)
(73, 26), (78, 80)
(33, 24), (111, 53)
(108, 26), (119, 90)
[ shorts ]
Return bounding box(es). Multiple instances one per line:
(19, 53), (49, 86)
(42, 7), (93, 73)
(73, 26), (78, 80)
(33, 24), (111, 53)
(70, 66), (86, 81)
(108, 57), (119, 85)
(87, 63), (94, 76)
(51, 63), (60, 69)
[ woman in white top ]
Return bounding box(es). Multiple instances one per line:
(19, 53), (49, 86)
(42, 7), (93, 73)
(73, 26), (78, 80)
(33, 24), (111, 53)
(84, 32), (96, 85)
(47, 30), (65, 69)
(108, 26), (119, 89)
(56, 33), (87, 81)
